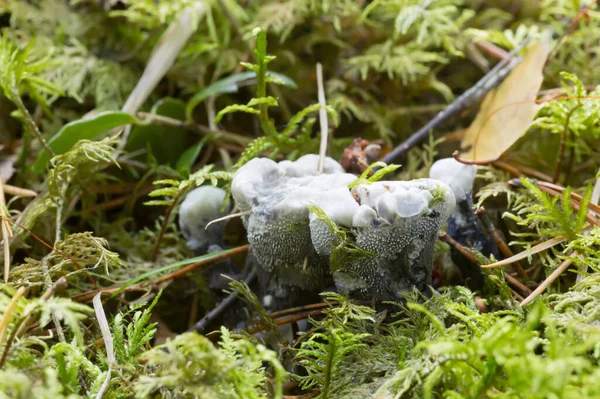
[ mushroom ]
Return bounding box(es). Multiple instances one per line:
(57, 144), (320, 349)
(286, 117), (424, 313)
(310, 179), (455, 301)
(232, 155), (356, 308)
(232, 154), (456, 307)
(429, 158), (498, 290)
(179, 185), (231, 252)
(179, 185), (236, 291)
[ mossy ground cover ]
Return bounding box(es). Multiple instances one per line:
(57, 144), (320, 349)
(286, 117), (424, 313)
(0, 1), (600, 398)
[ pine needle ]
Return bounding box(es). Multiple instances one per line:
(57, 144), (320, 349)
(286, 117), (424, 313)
(520, 258), (573, 306)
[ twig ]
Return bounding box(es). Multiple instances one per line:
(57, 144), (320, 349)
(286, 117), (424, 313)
(504, 273), (532, 296)
(475, 41), (509, 60)
(439, 232), (531, 296)
(88, 185), (154, 214)
(155, 244), (250, 284)
(452, 150), (498, 165)
(269, 302), (332, 320)
(316, 63), (328, 173)
(380, 38), (530, 164)
(520, 258), (573, 306)
(247, 309), (325, 335)
(71, 285), (152, 303)
(438, 232), (478, 264)
(137, 112), (251, 146)
(476, 207), (529, 280)
(492, 161), (553, 182)
(187, 268), (256, 333)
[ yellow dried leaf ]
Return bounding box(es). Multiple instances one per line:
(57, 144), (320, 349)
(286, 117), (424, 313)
(461, 38), (551, 161)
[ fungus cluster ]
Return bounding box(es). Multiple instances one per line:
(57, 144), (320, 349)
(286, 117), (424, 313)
(231, 155), (456, 307)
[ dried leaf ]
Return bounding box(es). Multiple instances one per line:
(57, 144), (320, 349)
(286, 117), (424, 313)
(461, 38), (551, 161)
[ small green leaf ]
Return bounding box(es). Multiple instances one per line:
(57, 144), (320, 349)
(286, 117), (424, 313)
(126, 98), (189, 166)
(33, 111), (137, 173)
(214, 104), (260, 124)
(176, 136), (210, 174)
(348, 162), (401, 189)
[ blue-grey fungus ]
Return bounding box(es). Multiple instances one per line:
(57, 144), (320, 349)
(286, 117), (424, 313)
(232, 155), (456, 306)
(179, 186), (231, 252)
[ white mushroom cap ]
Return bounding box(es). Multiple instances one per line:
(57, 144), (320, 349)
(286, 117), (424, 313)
(429, 157), (477, 201)
(179, 186), (231, 251)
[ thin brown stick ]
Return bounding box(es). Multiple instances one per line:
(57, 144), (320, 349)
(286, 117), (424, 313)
(247, 309), (324, 335)
(511, 179), (600, 216)
(493, 161), (553, 182)
(87, 183), (141, 195)
(438, 232), (478, 264)
(187, 269), (256, 333)
(439, 232), (529, 295)
(475, 41), (509, 60)
(453, 150), (498, 165)
(71, 285), (152, 303)
(476, 207), (529, 280)
(137, 112), (251, 146)
(155, 244), (250, 284)
(504, 273), (532, 295)
(88, 185), (155, 213)
(520, 258), (573, 306)
(269, 302), (332, 320)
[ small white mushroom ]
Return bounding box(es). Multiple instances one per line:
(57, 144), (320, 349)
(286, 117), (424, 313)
(179, 186), (231, 252)
(429, 157), (477, 201)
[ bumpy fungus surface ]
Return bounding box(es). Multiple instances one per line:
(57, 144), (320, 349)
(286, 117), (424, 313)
(232, 155), (455, 305)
